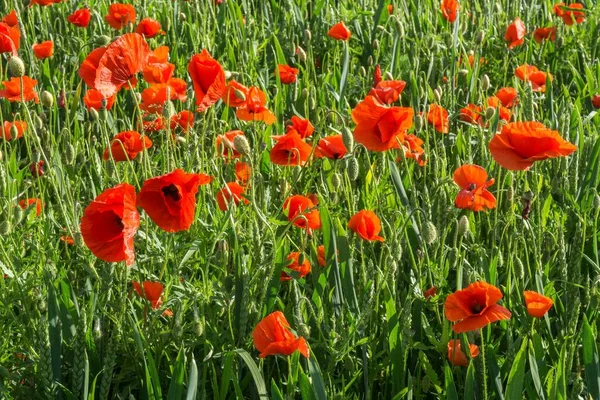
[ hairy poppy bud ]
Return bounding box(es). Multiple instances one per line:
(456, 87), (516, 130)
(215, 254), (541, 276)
(485, 106), (496, 120)
(384, 71), (394, 81)
(0, 220), (10, 236)
(7, 56), (25, 78)
(162, 101), (176, 121)
(555, 36), (563, 48)
(368, 55), (373, 66)
(13, 205), (23, 224)
(309, 92), (317, 110)
(458, 69), (469, 80)
(279, 179), (291, 195)
(301, 88), (309, 98)
(457, 215), (470, 238)
(514, 257), (525, 279)
(105, 160), (116, 176)
(89, 108), (99, 122)
(233, 135), (251, 156)
(233, 88), (246, 102)
(395, 19), (405, 37)
(342, 127), (354, 153)
(359, 66), (366, 77)
(506, 184), (514, 201)
(9, 125), (18, 140)
(94, 35), (111, 46)
(179, 12), (186, 21)
(332, 172), (342, 188)
(41, 91), (54, 108)
(594, 193), (600, 210)
(481, 74), (490, 91)
(415, 114), (423, 132)
(347, 157), (360, 181)
(304, 29), (311, 42)
(434, 88), (442, 103)
(476, 30), (485, 45)
(65, 144), (75, 165)
(372, 39), (379, 50)
(176, 136), (187, 144)
(296, 46), (307, 62)
(422, 220), (438, 245)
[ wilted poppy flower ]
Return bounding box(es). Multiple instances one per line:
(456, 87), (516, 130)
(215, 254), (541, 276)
(401, 134), (426, 166)
(459, 104), (483, 126)
(286, 116), (314, 139)
(252, 311), (309, 358)
(188, 49), (226, 112)
(142, 115), (165, 132)
(505, 18), (526, 49)
(592, 94), (600, 109)
(2, 10), (18, 27)
(317, 245), (326, 267)
(0, 22), (19, 54)
(373, 65), (382, 87)
(30, 160), (45, 178)
(170, 111), (194, 133)
(281, 252), (311, 281)
(327, 21), (351, 40)
(0, 76), (39, 103)
(83, 89), (115, 111)
(278, 64), (299, 84)
(136, 169), (212, 233)
(515, 64), (552, 92)
(67, 8), (91, 27)
(315, 135), (347, 159)
(32, 41), (54, 59)
(80, 183), (140, 265)
(523, 291), (554, 318)
(132, 281), (173, 316)
(19, 198), (43, 216)
(427, 104), (449, 133)
(495, 87), (518, 108)
(445, 281), (511, 333)
(2, 120), (27, 140)
(283, 195), (321, 232)
(235, 162), (251, 185)
(533, 27), (557, 43)
(216, 182), (249, 211)
(369, 80), (406, 105)
(222, 80), (249, 108)
(60, 235), (75, 245)
(554, 3), (585, 25)
(352, 95), (414, 151)
(103, 131), (152, 162)
(135, 18), (165, 38)
(105, 3), (136, 30)
(270, 131), (312, 166)
(236, 86), (277, 125)
(489, 121), (577, 170)
(441, 0), (459, 23)
(424, 286), (438, 299)
(453, 165), (496, 211)
(348, 210), (384, 242)
(447, 339), (479, 367)
(216, 130), (245, 159)
(486, 97), (511, 122)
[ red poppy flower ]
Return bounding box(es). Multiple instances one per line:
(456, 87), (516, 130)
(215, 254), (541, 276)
(216, 130), (245, 159)
(553, 3), (585, 25)
(495, 87), (518, 108)
(235, 162), (251, 185)
(523, 291), (554, 318)
(2, 10), (18, 27)
(170, 111), (194, 133)
(140, 84), (170, 113)
(32, 41), (54, 59)
(216, 182), (250, 211)
(441, 0), (459, 23)
(486, 97), (511, 122)
(79, 46), (108, 88)
(80, 184), (140, 266)
(317, 245), (326, 267)
(489, 121), (577, 171)
(103, 131), (152, 162)
(142, 115), (165, 132)
(424, 286), (438, 299)
(352, 95), (414, 151)
(188, 49), (226, 112)
(29, 0), (62, 5)
(453, 165), (496, 211)
(401, 134), (426, 166)
(592, 94), (600, 109)
(94, 33), (150, 98)
(278, 64), (299, 84)
(143, 62), (175, 84)
(0, 22), (19, 54)
(136, 169), (213, 233)
(105, 3), (136, 30)
(252, 311), (310, 358)
(222, 80), (249, 108)
(83, 89), (115, 111)
(327, 21), (351, 40)
(515, 64), (552, 92)
(280, 252), (311, 281)
(19, 198), (43, 216)
(445, 281), (511, 333)
(236, 86), (277, 124)
(466, 54), (485, 68)
(459, 104), (483, 126)
(2, 120), (27, 140)
(314, 135), (347, 159)
(285, 116), (314, 139)
(447, 339), (479, 367)
(348, 210), (384, 242)
(427, 104), (449, 133)
(270, 131), (312, 166)
(132, 281), (166, 309)
(505, 18), (526, 49)
(135, 18), (165, 38)
(60, 235), (75, 245)
(283, 195), (321, 232)
(30, 160), (45, 177)
(373, 65), (382, 87)
(387, 4), (393, 14)
(0, 76), (39, 103)
(368, 80), (406, 105)
(533, 27), (557, 43)
(67, 8), (91, 27)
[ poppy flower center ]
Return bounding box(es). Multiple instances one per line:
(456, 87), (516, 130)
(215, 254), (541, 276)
(468, 183), (477, 191)
(161, 184), (182, 201)
(471, 301), (484, 314)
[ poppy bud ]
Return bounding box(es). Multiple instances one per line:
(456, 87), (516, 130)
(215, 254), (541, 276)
(384, 71), (394, 81)
(332, 172), (342, 188)
(233, 88), (246, 102)
(65, 144), (75, 165)
(179, 12), (186, 21)
(233, 134), (251, 156)
(302, 88), (309, 98)
(481, 74), (490, 91)
(368, 55), (373, 66)
(7, 56), (25, 78)
(514, 257), (525, 279)
(279, 179), (291, 195)
(395, 19), (405, 37)
(506, 184), (514, 201)
(485, 106), (496, 120)
(94, 35), (111, 46)
(347, 157), (360, 181)
(522, 190), (534, 203)
(309, 92), (316, 110)
(415, 114), (423, 132)
(13, 206), (23, 224)
(41, 91), (54, 108)
(458, 69), (469, 80)
(457, 215), (470, 238)
(422, 220), (438, 245)
(476, 30), (485, 45)
(342, 127), (354, 153)
(89, 108), (99, 122)
(434, 88), (442, 103)
(359, 66), (366, 76)
(99, 108), (108, 120)
(162, 101), (176, 121)
(296, 46), (307, 62)
(9, 125), (19, 140)
(444, 33), (453, 48)
(555, 36), (563, 48)
(304, 29), (311, 42)
(0, 220), (10, 236)
(594, 193), (600, 210)
(372, 39), (379, 50)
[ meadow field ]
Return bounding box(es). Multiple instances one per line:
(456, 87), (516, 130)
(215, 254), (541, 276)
(0, 0), (599, 398)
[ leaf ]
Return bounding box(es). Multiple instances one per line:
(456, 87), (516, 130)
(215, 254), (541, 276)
(167, 347), (186, 400)
(486, 345), (505, 400)
(582, 316), (600, 399)
(338, 43), (350, 106)
(299, 370), (317, 400)
(307, 356), (328, 400)
(271, 378), (284, 400)
(444, 364), (459, 400)
(185, 356), (198, 400)
(528, 342), (546, 400)
(235, 349), (268, 398)
(506, 338), (528, 399)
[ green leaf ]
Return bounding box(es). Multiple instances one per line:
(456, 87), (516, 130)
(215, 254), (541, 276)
(464, 361), (476, 400)
(528, 342), (546, 400)
(185, 356), (198, 400)
(299, 370), (317, 400)
(307, 356), (328, 400)
(582, 317), (600, 399)
(486, 345), (505, 400)
(444, 364), (459, 400)
(167, 347), (186, 400)
(271, 378), (284, 400)
(506, 338), (528, 399)
(235, 349), (268, 398)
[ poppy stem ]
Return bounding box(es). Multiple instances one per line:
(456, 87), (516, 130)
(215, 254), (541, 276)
(478, 329), (488, 400)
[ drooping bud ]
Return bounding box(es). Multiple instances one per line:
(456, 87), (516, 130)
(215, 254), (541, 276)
(421, 220), (438, 245)
(457, 215), (470, 238)
(303, 29), (311, 42)
(485, 106), (496, 120)
(476, 30), (485, 45)
(65, 144), (75, 165)
(89, 108), (99, 122)
(359, 66), (366, 77)
(414, 114), (423, 132)
(342, 127), (354, 153)
(384, 71), (394, 81)
(481, 74), (490, 91)
(372, 39), (379, 50)
(296, 46), (307, 62)
(347, 157), (360, 181)
(233, 88), (246, 102)
(434, 88), (442, 103)
(332, 172), (342, 188)
(41, 91), (54, 108)
(7, 56), (25, 78)
(94, 35), (111, 46)
(233, 135), (251, 156)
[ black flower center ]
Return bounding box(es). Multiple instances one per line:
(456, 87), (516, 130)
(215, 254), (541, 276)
(162, 184), (182, 201)
(471, 301), (483, 314)
(468, 183), (477, 191)
(115, 215), (124, 230)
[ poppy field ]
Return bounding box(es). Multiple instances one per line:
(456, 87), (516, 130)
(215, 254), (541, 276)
(1, 0), (600, 398)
